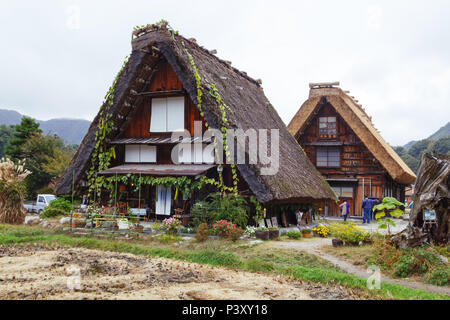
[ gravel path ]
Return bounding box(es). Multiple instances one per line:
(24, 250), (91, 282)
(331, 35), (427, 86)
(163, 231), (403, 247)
(274, 239), (450, 296)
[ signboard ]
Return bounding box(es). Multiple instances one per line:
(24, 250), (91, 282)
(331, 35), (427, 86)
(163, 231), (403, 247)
(424, 209), (436, 221)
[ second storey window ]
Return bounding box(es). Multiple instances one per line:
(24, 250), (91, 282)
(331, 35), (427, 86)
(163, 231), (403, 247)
(319, 116), (337, 138)
(125, 145), (157, 163)
(317, 147), (340, 167)
(150, 97), (185, 132)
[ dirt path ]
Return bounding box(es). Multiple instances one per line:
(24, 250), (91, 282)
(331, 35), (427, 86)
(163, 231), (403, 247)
(0, 245), (356, 300)
(274, 239), (450, 296)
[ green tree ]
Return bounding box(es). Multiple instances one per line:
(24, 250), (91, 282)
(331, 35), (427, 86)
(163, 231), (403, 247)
(433, 136), (450, 155)
(0, 125), (14, 158)
(5, 116), (42, 159)
(42, 146), (75, 179)
(20, 134), (67, 198)
(408, 139), (434, 159)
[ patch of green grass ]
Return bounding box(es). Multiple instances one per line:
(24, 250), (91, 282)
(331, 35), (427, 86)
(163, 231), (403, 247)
(0, 224), (448, 300)
(245, 258), (275, 273)
(280, 265), (448, 300)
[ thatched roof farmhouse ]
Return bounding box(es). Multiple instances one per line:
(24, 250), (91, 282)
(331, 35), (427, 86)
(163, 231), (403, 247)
(56, 22), (335, 210)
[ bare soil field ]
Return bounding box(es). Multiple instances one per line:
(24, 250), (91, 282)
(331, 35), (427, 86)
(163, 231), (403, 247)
(0, 245), (356, 300)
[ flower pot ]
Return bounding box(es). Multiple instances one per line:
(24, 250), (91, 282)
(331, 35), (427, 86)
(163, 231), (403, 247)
(268, 229), (279, 240)
(332, 239), (344, 247)
(72, 220), (86, 228)
(132, 225), (144, 233)
(302, 231), (313, 238)
(255, 230), (270, 241)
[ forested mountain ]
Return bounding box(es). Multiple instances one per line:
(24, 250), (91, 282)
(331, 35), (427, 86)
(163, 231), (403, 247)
(0, 109), (90, 145)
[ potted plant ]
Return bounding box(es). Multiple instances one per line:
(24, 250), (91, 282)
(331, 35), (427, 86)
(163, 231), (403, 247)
(255, 227), (270, 240)
(128, 212), (143, 233)
(71, 212), (86, 228)
(332, 239), (344, 247)
(301, 229), (313, 238)
(268, 227), (280, 240)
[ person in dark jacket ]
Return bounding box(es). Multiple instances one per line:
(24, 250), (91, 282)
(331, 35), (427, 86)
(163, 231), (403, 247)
(362, 195), (373, 224)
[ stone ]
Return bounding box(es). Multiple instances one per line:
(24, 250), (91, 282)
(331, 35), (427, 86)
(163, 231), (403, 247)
(24, 216), (41, 226)
(59, 217), (71, 225)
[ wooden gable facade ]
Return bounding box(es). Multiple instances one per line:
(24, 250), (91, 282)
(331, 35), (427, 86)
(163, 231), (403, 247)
(109, 60), (209, 168)
(289, 84), (417, 217)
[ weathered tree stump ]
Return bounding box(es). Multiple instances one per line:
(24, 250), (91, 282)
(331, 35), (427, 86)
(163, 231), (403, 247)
(392, 153), (449, 248)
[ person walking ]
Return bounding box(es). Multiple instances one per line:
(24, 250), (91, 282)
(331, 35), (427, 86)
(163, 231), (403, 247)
(362, 195), (372, 224)
(339, 200), (349, 222)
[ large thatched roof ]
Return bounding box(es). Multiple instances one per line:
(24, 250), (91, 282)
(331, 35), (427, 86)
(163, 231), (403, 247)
(288, 85), (417, 185)
(56, 23), (336, 203)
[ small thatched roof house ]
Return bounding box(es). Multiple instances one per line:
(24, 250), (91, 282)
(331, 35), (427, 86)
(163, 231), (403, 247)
(55, 22), (335, 212)
(288, 83), (416, 216)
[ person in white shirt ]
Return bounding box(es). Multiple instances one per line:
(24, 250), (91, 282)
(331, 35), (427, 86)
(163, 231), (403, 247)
(339, 200), (349, 222)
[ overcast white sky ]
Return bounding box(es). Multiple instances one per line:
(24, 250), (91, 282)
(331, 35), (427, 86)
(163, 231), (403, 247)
(1, 0), (449, 146)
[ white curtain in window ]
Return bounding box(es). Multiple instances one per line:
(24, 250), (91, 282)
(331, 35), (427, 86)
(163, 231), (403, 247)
(167, 97), (185, 132)
(150, 98), (167, 132)
(156, 185), (172, 216)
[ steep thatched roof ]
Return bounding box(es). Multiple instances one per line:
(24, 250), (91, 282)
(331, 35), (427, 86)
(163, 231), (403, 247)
(56, 23), (336, 203)
(288, 85), (417, 185)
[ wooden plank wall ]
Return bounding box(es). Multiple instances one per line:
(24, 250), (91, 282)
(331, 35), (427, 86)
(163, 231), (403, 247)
(121, 60), (206, 139)
(298, 102), (398, 216)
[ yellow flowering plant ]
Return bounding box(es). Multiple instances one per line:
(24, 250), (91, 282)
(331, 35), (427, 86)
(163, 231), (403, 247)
(329, 222), (367, 245)
(312, 225), (330, 238)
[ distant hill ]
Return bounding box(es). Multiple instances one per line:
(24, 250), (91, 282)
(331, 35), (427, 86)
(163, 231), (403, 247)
(395, 121), (450, 174)
(428, 122), (450, 141)
(0, 109), (90, 145)
(0, 109), (23, 125)
(403, 121), (450, 150)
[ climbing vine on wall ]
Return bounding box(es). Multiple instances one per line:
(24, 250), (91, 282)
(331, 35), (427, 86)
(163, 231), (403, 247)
(87, 56), (129, 199)
(180, 39), (239, 194)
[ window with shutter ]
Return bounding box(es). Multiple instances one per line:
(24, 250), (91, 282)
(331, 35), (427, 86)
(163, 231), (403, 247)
(150, 97), (185, 132)
(125, 145), (157, 163)
(316, 147), (340, 167)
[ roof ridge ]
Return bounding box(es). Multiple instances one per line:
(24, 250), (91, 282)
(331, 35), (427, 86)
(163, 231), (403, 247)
(132, 23), (262, 87)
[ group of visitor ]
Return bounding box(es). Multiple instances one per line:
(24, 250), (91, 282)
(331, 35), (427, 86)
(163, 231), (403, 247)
(338, 196), (379, 223)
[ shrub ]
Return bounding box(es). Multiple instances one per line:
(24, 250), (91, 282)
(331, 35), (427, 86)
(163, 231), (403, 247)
(213, 220), (235, 238)
(195, 223), (210, 242)
(286, 230), (302, 239)
(228, 227), (244, 242)
(192, 192), (249, 228)
(162, 218), (182, 235)
(328, 222), (366, 245)
(180, 226), (196, 234)
(212, 220), (243, 241)
(47, 198), (73, 213)
(245, 226), (257, 237)
(41, 198), (73, 218)
(41, 207), (67, 218)
(425, 266), (449, 286)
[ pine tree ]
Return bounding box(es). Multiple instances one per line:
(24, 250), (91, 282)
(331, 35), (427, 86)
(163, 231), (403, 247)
(5, 116), (42, 159)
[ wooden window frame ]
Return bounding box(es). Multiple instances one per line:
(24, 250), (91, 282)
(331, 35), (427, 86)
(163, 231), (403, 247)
(318, 116), (338, 140)
(316, 147), (341, 168)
